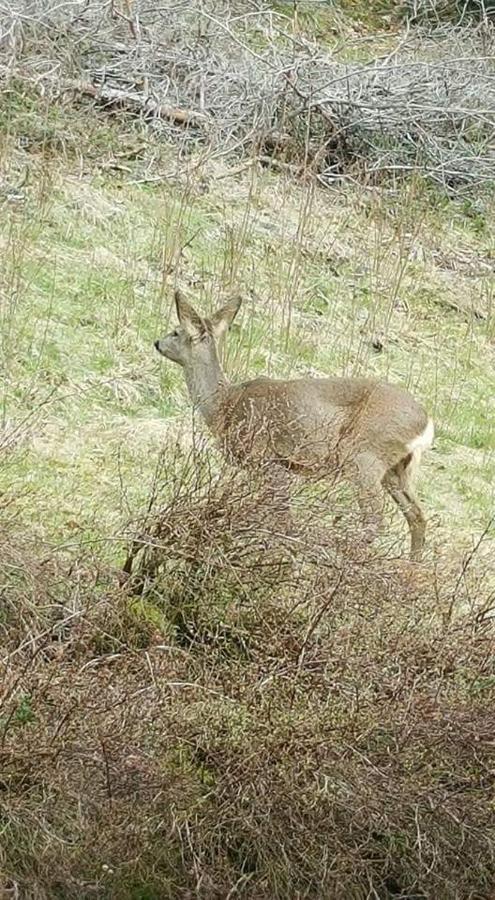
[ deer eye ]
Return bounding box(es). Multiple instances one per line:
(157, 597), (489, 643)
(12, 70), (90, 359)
(172, 330), (179, 337)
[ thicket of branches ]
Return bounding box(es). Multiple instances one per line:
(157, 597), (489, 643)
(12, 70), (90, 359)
(405, 0), (495, 23)
(1, 444), (495, 897)
(1, 1), (494, 191)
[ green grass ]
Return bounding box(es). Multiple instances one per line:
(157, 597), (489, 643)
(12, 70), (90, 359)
(1, 108), (493, 559)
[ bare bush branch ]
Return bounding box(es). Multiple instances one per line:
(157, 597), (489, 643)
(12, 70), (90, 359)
(1, 1), (494, 190)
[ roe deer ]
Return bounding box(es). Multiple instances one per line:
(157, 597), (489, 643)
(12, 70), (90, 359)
(154, 292), (434, 559)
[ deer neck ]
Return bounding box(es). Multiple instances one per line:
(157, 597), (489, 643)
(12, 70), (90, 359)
(183, 349), (228, 430)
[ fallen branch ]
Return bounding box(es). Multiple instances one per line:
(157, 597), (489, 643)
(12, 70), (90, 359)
(64, 80), (206, 129)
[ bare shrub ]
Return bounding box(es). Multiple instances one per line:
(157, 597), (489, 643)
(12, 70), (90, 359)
(1, 446), (494, 897)
(1, 1), (494, 191)
(405, 0), (495, 24)
(121, 439), (349, 644)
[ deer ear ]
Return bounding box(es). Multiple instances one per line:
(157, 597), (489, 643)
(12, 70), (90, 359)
(175, 290), (206, 339)
(210, 296), (242, 340)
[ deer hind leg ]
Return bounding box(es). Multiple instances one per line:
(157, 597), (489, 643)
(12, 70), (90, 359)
(352, 450), (388, 546)
(382, 456), (426, 561)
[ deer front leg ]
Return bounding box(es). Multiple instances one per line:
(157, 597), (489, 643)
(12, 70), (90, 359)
(352, 451), (387, 546)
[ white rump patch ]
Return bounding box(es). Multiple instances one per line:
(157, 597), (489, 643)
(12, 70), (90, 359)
(407, 418), (435, 455)
(405, 419), (434, 485)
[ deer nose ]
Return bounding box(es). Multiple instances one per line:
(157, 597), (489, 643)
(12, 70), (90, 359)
(154, 340), (160, 351)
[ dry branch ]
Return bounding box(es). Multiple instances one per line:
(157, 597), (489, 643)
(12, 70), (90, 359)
(64, 78), (206, 128)
(1, 1), (494, 190)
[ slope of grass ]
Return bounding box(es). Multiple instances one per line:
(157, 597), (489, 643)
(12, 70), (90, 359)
(1, 102), (493, 551)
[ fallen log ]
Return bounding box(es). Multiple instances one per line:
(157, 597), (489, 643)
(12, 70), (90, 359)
(63, 79), (205, 129)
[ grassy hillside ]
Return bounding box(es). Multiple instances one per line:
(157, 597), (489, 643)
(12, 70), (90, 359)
(1, 4), (494, 898)
(1, 95), (493, 550)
